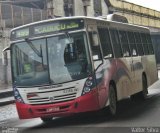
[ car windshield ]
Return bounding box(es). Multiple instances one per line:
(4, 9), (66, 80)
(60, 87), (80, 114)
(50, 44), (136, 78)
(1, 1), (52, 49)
(11, 32), (91, 87)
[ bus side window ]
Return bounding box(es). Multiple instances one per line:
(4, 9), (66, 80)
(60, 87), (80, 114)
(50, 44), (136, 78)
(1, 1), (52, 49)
(98, 28), (113, 58)
(88, 31), (102, 61)
(119, 30), (130, 57)
(141, 33), (149, 55)
(146, 33), (154, 54)
(110, 29), (122, 58)
(135, 32), (144, 56)
(128, 31), (137, 56)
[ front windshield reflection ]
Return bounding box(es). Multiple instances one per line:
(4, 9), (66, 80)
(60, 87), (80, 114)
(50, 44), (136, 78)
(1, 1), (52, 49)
(11, 32), (91, 87)
(12, 39), (49, 86)
(48, 32), (90, 84)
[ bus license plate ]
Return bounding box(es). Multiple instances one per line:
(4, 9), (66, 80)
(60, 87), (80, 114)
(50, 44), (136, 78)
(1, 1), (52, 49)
(46, 107), (60, 112)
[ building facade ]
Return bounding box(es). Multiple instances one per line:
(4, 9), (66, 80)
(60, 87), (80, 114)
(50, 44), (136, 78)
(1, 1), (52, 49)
(0, 3), (47, 86)
(46, 0), (108, 17)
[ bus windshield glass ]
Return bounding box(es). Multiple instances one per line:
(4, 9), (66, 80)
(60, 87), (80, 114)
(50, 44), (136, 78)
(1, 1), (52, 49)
(11, 32), (91, 87)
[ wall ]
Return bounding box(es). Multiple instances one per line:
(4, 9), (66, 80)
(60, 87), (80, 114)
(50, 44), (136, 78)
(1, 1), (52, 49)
(0, 28), (11, 87)
(102, 0), (109, 16)
(74, 0), (84, 16)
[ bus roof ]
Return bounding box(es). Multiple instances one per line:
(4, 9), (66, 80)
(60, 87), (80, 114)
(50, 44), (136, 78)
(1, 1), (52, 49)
(11, 16), (149, 32)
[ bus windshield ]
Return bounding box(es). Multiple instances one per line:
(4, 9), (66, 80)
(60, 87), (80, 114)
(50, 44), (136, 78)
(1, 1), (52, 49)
(11, 32), (91, 87)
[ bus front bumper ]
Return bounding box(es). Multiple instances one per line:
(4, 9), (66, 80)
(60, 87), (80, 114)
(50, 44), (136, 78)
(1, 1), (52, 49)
(16, 90), (99, 119)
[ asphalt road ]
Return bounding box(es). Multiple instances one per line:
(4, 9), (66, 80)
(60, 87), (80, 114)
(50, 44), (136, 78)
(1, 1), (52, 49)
(1, 80), (160, 133)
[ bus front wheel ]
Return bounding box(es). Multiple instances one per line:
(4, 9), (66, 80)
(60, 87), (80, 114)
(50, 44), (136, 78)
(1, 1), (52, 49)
(108, 84), (117, 116)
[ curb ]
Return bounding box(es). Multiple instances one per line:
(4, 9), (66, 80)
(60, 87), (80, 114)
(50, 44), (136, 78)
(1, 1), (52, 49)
(0, 88), (14, 106)
(0, 89), (13, 99)
(0, 97), (15, 106)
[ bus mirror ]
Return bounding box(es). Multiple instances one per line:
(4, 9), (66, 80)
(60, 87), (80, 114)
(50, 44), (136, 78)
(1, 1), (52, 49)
(2, 47), (10, 66)
(92, 32), (99, 46)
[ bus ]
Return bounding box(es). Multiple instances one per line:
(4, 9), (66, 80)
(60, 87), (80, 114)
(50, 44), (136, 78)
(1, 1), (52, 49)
(4, 16), (158, 122)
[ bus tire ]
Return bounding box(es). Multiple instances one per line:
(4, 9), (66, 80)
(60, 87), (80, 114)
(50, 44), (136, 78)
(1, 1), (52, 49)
(108, 84), (117, 116)
(131, 75), (148, 101)
(41, 117), (53, 123)
(140, 75), (148, 100)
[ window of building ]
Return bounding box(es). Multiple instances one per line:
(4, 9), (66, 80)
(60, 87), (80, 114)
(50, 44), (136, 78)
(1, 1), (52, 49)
(94, 0), (102, 16)
(64, 0), (74, 16)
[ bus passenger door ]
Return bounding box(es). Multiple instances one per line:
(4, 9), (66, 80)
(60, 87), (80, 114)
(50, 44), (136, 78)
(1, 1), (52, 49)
(87, 25), (106, 108)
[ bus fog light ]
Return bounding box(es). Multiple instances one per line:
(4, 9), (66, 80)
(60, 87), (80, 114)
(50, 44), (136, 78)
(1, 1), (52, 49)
(14, 89), (24, 103)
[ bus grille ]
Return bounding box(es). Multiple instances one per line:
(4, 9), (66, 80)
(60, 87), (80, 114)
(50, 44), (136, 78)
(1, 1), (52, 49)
(27, 87), (77, 105)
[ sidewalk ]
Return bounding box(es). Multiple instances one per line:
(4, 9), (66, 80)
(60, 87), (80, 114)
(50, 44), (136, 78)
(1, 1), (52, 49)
(0, 87), (14, 106)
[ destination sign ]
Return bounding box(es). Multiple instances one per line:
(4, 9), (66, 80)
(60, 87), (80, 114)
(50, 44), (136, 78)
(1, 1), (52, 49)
(10, 19), (84, 41)
(34, 22), (80, 35)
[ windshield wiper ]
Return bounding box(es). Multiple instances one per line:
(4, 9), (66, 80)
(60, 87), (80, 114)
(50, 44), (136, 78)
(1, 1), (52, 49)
(65, 32), (74, 44)
(25, 38), (42, 57)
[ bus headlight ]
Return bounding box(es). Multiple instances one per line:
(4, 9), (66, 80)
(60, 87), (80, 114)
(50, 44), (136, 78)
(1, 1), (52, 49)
(83, 87), (91, 93)
(86, 80), (93, 86)
(82, 76), (95, 95)
(14, 89), (24, 103)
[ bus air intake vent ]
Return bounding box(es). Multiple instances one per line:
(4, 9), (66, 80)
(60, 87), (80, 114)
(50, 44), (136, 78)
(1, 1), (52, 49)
(27, 87), (77, 105)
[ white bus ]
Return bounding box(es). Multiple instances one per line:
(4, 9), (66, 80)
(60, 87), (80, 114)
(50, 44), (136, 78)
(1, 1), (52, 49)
(4, 16), (158, 122)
